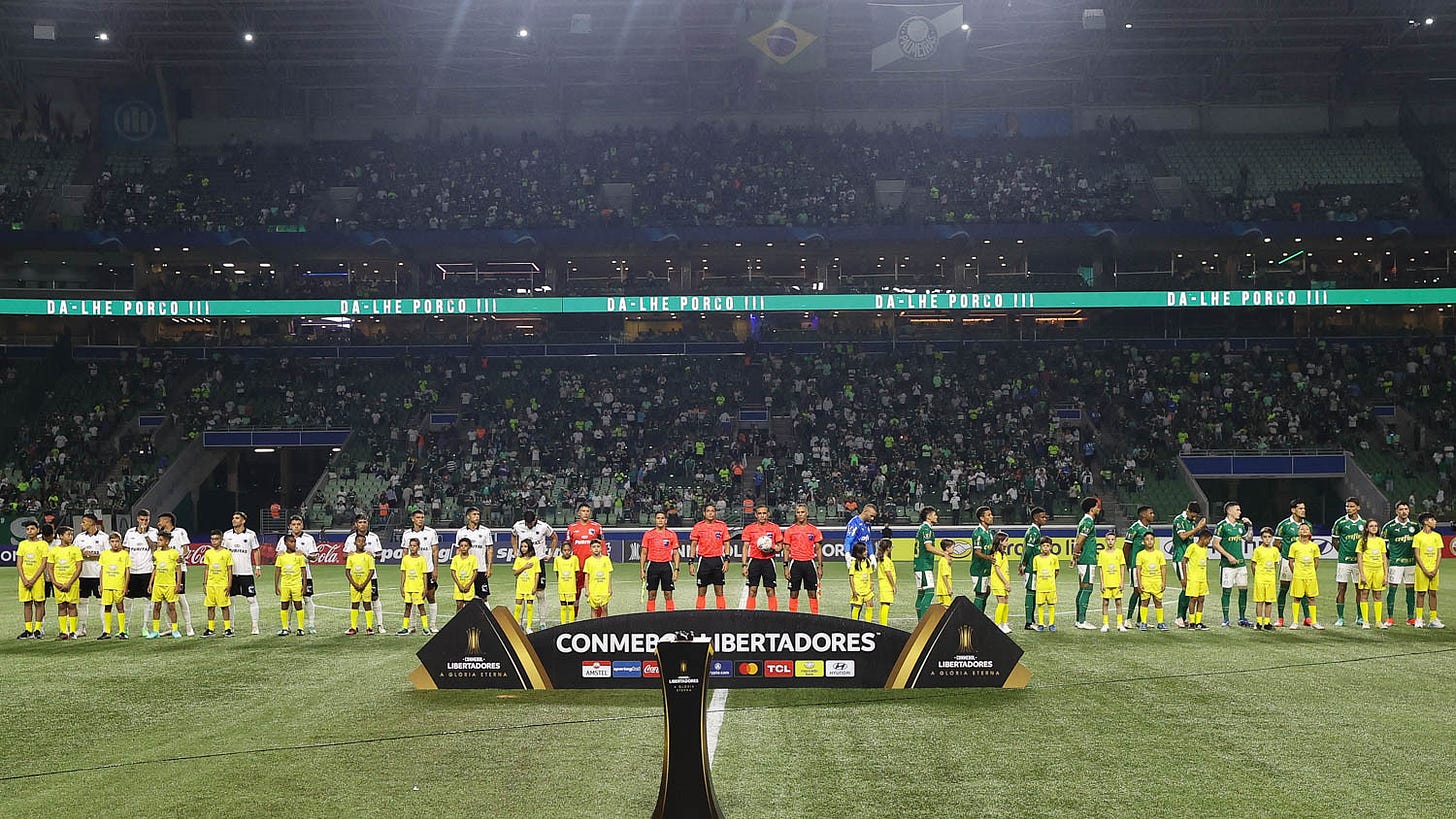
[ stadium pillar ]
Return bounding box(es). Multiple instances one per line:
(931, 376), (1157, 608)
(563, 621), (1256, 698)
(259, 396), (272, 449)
(652, 636), (724, 819)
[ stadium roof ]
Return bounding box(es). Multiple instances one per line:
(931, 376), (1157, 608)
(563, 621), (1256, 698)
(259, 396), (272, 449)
(5, 0), (1456, 114)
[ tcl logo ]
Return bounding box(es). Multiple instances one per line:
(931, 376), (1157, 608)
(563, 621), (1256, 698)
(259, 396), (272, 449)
(764, 661), (794, 678)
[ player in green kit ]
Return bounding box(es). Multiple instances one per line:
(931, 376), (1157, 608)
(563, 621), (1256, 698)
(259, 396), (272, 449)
(1382, 501), (1420, 626)
(967, 506), (995, 611)
(1170, 502), (1205, 627)
(1212, 502), (1253, 627)
(1019, 507), (1048, 630)
(1073, 497), (1102, 630)
(912, 507), (948, 619)
(1331, 497), (1365, 626)
(1272, 500), (1306, 627)
(1124, 506), (1155, 626)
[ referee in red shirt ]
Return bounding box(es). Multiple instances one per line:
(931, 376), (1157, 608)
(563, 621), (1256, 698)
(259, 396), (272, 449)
(640, 511), (680, 612)
(689, 503), (732, 610)
(784, 504), (825, 614)
(740, 505), (784, 610)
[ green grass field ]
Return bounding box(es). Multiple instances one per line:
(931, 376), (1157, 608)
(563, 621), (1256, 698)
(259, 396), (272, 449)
(1, 561), (1452, 818)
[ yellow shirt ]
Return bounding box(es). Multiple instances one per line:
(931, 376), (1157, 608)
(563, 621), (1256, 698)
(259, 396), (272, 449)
(99, 549), (131, 592)
(1184, 542), (1209, 576)
(583, 554), (613, 595)
(203, 547), (233, 587)
(152, 547), (182, 590)
(450, 553), (476, 588)
(276, 550), (307, 585)
(17, 538), (49, 585)
(48, 544), (84, 585)
(1135, 548), (1166, 593)
(991, 551), (1009, 583)
(1414, 531), (1444, 571)
(346, 551), (376, 587)
(1289, 540), (1320, 579)
(1097, 545), (1125, 586)
(554, 554), (580, 597)
(1033, 553), (1058, 586)
(1251, 544), (1281, 585)
(877, 557), (897, 596)
(849, 561), (874, 596)
(513, 556), (540, 596)
(400, 554), (428, 593)
(1358, 536), (1388, 572)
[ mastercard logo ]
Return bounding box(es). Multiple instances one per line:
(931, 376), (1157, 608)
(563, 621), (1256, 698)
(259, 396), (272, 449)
(736, 662), (761, 676)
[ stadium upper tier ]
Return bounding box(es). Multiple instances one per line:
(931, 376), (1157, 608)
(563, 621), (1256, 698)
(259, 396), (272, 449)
(0, 126), (1433, 236)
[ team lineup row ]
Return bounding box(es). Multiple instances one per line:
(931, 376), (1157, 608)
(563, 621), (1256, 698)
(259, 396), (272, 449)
(9, 497), (1448, 639)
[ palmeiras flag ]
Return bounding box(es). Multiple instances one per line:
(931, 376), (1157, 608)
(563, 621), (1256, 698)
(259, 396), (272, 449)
(869, 3), (964, 71)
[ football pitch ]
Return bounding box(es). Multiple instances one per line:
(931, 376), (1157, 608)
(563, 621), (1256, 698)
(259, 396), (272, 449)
(1, 562), (1452, 818)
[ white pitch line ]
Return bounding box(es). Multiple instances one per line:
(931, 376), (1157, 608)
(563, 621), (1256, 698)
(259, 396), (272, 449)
(707, 583), (753, 767)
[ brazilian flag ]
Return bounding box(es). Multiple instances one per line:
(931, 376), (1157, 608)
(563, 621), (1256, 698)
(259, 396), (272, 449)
(740, 1), (827, 72)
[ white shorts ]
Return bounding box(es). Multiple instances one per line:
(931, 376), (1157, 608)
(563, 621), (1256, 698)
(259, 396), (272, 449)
(1387, 565), (1416, 586)
(969, 575), (990, 596)
(1221, 566), (1248, 588)
(1023, 570), (1037, 592)
(1335, 563), (1361, 584)
(1078, 565), (1098, 585)
(916, 569), (935, 592)
(1279, 563), (1293, 583)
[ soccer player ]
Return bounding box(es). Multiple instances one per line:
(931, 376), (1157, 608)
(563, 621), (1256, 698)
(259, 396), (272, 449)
(512, 541), (542, 629)
(554, 546), (580, 624)
(844, 503), (878, 572)
(1072, 497), (1102, 630)
(785, 504), (825, 614)
(640, 512), (680, 612)
(1250, 528), (1281, 631)
(689, 502), (731, 610)
(934, 538), (956, 606)
(399, 538), (430, 635)
(564, 504), (601, 611)
(1212, 502), (1252, 628)
(98, 532), (131, 639)
(349, 516), (386, 633)
(1413, 512), (1443, 628)
(988, 531), (1012, 633)
(1170, 502), (1205, 627)
(1331, 497), (1365, 627)
(155, 513), (195, 637)
(1124, 506), (1155, 626)
(275, 533), (308, 636)
(1356, 519), (1388, 630)
(741, 504), (783, 611)
(511, 509), (558, 611)
(1272, 500), (1307, 627)
(222, 512), (262, 635)
(147, 531), (183, 639)
(450, 539), (478, 613)
(285, 515), (319, 634)
(345, 534), (378, 634)
(202, 531), (234, 636)
(1287, 523), (1324, 630)
(1097, 529), (1127, 633)
(1182, 530), (1212, 630)
(122, 510), (158, 638)
(1135, 531), (1169, 631)
(848, 542), (874, 621)
(456, 507), (494, 605)
(912, 506), (947, 620)
(47, 526), (82, 639)
(16, 520), (49, 639)
(403, 509), (441, 632)
(584, 540), (613, 618)
(967, 505), (995, 612)
(1033, 538), (1059, 632)
(1019, 507), (1048, 629)
(75, 513), (108, 637)
(1381, 501), (1420, 626)
(877, 538), (897, 626)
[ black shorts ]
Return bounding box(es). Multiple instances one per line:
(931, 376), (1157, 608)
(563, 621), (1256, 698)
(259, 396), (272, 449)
(230, 576), (257, 598)
(177, 573), (187, 594)
(304, 578), (314, 597)
(474, 574), (491, 600)
(696, 556), (727, 588)
(746, 558), (778, 589)
(370, 576), (380, 600)
(127, 573), (153, 599)
(427, 574), (439, 592)
(44, 581), (54, 599)
(536, 571), (547, 592)
(79, 577), (101, 599)
(787, 559), (819, 592)
(645, 561), (675, 592)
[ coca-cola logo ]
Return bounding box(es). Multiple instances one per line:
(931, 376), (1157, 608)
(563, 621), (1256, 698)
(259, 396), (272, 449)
(313, 541), (348, 565)
(184, 543), (208, 565)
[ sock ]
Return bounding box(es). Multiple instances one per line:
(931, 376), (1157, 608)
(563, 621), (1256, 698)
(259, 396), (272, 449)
(1238, 589), (1248, 619)
(282, 610), (291, 630)
(298, 609), (307, 630)
(1157, 608), (1165, 624)
(809, 598), (819, 614)
(1432, 608), (1439, 620)
(996, 602), (1008, 625)
(118, 613), (127, 632)
(646, 599), (656, 612)
(879, 604), (890, 626)
(1177, 591), (1188, 621)
(665, 600), (675, 611)
(350, 610), (359, 630)
(365, 610), (374, 629)
(1141, 604), (1149, 623)
(746, 597), (756, 610)
(1360, 601), (1370, 623)
(249, 598), (260, 629)
(973, 593), (988, 612)
(374, 599), (385, 626)
(1118, 610), (1126, 626)
(1374, 600), (1383, 624)
(1308, 605), (1317, 623)
(696, 597), (706, 610)
(1221, 588), (1232, 619)
(514, 603), (523, 621)
(428, 602), (438, 626)
(1048, 606), (1056, 626)
(80, 598), (91, 631)
(788, 598), (798, 612)
(25, 620), (33, 632)
(1024, 591), (1036, 625)
(152, 618), (161, 633)
(1102, 612), (1109, 627)
(1406, 587), (1416, 618)
(767, 597), (777, 611)
(177, 593), (192, 632)
(716, 597), (726, 610)
(850, 604), (862, 620)
(104, 611), (113, 632)
(1076, 587), (1092, 622)
(224, 618), (232, 630)
(1417, 606), (1425, 621)
(420, 613), (429, 630)
(403, 616), (411, 631)
(304, 597), (316, 629)
(1337, 602), (1346, 620)
(524, 600), (534, 628)
(1277, 586), (1288, 619)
